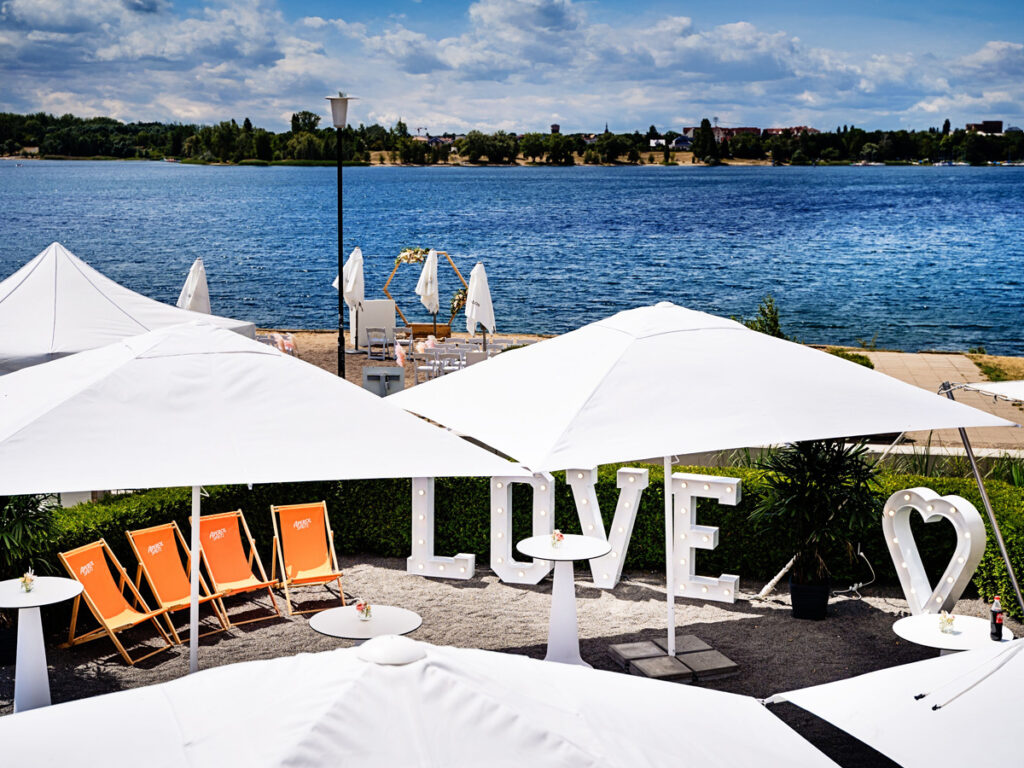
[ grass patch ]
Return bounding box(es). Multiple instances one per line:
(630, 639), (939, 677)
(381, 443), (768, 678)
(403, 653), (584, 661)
(827, 347), (875, 368)
(968, 354), (1024, 383)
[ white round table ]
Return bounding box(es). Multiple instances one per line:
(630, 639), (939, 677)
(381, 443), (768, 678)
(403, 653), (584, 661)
(516, 534), (611, 667)
(0, 576), (83, 712)
(309, 605), (422, 643)
(894, 614), (1014, 654)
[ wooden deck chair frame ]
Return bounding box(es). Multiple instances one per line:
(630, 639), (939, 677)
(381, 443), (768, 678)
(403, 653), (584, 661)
(192, 509), (281, 626)
(270, 500), (345, 616)
(58, 539), (174, 666)
(126, 521), (230, 645)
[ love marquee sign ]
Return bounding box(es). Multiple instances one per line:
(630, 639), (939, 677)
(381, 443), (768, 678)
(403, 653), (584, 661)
(882, 487), (986, 615)
(406, 468), (742, 603)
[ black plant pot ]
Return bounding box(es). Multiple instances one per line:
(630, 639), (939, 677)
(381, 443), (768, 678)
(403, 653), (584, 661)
(789, 578), (830, 620)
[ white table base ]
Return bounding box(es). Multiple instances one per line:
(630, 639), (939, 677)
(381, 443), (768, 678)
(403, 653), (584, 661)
(14, 607), (50, 712)
(545, 561), (589, 667)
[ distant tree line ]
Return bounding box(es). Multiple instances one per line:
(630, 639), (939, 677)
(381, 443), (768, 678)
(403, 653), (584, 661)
(2, 110), (1023, 166)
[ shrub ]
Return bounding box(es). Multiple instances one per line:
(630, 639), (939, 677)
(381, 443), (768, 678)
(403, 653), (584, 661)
(827, 347), (875, 369)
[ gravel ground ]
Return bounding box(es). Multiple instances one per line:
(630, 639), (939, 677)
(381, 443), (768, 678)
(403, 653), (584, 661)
(1, 557), (1018, 766)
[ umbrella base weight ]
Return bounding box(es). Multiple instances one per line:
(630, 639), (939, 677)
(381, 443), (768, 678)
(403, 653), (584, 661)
(630, 655), (694, 683)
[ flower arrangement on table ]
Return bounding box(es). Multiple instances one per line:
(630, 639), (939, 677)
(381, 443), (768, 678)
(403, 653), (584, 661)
(19, 568), (35, 593)
(551, 530), (565, 549)
(938, 610), (955, 634)
(355, 599), (372, 621)
(450, 286), (468, 317)
(395, 247), (430, 267)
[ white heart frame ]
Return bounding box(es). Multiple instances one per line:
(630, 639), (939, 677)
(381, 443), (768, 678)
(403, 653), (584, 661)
(882, 487), (986, 615)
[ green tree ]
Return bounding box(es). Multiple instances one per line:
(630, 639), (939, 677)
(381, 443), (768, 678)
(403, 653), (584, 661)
(460, 131), (489, 163)
(545, 133), (574, 165)
(692, 118), (719, 164)
(736, 295), (789, 339)
(290, 110), (321, 134)
(520, 132), (546, 162)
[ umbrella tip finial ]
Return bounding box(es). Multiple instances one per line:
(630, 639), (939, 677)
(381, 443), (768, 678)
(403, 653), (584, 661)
(357, 635), (426, 665)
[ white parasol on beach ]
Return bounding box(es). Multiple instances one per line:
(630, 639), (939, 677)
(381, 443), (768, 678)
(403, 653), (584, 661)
(0, 322), (526, 674)
(391, 302), (1015, 656)
(176, 258), (211, 314)
(466, 262), (496, 342)
(0, 243), (254, 374)
(0, 636), (839, 767)
(334, 247), (365, 350)
(415, 248), (440, 314)
(768, 639), (1024, 767)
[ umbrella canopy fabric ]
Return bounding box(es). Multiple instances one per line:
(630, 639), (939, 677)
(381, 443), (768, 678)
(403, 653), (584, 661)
(415, 249), (440, 316)
(390, 302), (1015, 472)
(466, 261), (496, 336)
(0, 243), (255, 374)
(768, 640), (1023, 767)
(0, 321), (524, 495)
(334, 246), (365, 316)
(962, 380), (1024, 402)
(176, 257), (211, 314)
(0, 636), (838, 768)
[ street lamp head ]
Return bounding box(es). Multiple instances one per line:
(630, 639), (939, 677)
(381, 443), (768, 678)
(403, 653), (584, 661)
(327, 93), (357, 129)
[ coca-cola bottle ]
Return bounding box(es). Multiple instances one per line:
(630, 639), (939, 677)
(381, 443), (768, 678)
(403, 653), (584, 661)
(991, 596), (1004, 641)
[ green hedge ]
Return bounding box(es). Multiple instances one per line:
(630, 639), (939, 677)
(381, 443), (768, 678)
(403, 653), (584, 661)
(25, 466), (1024, 618)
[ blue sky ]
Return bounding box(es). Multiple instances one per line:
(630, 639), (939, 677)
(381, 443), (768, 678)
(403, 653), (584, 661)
(1, 0), (1022, 133)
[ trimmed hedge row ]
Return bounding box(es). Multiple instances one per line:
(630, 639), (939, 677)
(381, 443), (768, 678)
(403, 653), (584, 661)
(28, 465), (1024, 618)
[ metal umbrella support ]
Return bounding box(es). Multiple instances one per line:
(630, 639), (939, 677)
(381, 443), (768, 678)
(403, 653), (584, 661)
(941, 381), (1024, 614)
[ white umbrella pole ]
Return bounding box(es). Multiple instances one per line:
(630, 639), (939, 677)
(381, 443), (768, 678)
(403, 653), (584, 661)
(189, 485), (200, 674)
(664, 455), (675, 656)
(943, 382), (1024, 614)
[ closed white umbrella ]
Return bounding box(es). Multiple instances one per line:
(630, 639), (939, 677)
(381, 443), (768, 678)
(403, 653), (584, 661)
(334, 247), (365, 350)
(0, 243), (255, 373)
(391, 302), (1015, 654)
(0, 636), (839, 767)
(0, 322), (526, 672)
(466, 262), (495, 346)
(768, 640), (1024, 767)
(415, 249), (440, 333)
(176, 258), (211, 314)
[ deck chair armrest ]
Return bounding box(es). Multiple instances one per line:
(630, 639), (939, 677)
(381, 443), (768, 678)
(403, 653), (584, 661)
(271, 535), (279, 581)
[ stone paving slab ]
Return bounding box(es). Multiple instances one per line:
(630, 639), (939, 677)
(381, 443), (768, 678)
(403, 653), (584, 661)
(681, 649), (740, 681)
(629, 654), (694, 683)
(607, 640), (662, 669)
(652, 633), (713, 655)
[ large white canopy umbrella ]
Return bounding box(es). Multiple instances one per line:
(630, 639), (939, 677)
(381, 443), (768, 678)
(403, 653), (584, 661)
(391, 302), (1016, 653)
(768, 640), (1023, 767)
(466, 261), (496, 345)
(0, 243), (255, 374)
(176, 257), (211, 314)
(415, 249), (440, 331)
(0, 322), (525, 671)
(0, 636), (839, 767)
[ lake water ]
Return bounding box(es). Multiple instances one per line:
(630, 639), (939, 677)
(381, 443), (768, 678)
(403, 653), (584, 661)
(1, 160), (1021, 353)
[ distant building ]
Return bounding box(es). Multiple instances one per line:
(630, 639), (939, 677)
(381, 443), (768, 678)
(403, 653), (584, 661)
(681, 126), (761, 143)
(550, 124), (560, 134)
(670, 136), (691, 150)
(1006, 126), (1023, 133)
(649, 138), (666, 147)
(762, 126), (820, 137)
(966, 120), (1003, 135)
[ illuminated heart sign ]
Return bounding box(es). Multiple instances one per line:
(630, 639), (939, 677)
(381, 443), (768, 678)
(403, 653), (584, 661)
(882, 487), (986, 615)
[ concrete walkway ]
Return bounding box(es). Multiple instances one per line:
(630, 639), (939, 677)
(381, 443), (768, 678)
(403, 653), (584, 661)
(863, 351), (1023, 451)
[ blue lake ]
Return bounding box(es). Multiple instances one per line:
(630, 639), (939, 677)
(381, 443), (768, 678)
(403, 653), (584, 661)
(1, 160), (1021, 353)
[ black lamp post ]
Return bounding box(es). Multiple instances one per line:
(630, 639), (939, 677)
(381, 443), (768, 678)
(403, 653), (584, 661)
(327, 93), (356, 379)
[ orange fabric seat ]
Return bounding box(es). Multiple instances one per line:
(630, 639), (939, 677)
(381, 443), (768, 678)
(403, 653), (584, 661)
(59, 540), (173, 665)
(126, 522), (229, 643)
(194, 510), (281, 625)
(271, 501), (345, 615)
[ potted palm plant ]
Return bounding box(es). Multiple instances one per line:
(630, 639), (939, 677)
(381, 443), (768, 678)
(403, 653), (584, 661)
(750, 440), (878, 620)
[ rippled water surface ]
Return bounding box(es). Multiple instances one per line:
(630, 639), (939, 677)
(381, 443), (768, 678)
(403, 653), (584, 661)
(1, 161), (1021, 352)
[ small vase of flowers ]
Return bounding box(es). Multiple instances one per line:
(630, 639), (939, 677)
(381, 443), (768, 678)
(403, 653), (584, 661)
(19, 568), (36, 593)
(938, 611), (955, 634)
(355, 599), (372, 621)
(551, 530), (565, 549)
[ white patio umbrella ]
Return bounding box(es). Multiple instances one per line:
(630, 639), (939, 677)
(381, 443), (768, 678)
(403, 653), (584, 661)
(391, 302), (1016, 654)
(466, 261), (496, 347)
(961, 380), (1024, 401)
(0, 636), (839, 767)
(767, 640), (1023, 767)
(415, 248), (440, 333)
(0, 322), (525, 672)
(176, 257), (211, 314)
(333, 247), (365, 350)
(0, 243), (254, 373)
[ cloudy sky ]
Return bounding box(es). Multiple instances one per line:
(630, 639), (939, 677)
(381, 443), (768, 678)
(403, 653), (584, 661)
(1, 0), (1022, 133)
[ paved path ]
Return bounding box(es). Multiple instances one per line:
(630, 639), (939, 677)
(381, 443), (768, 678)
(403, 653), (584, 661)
(864, 351), (1023, 451)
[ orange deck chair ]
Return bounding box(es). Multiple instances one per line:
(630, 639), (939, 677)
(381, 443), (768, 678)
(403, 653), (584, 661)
(126, 522), (230, 644)
(59, 540), (174, 665)
(270, 501), (345, 615)
(194, 510), (281, 624)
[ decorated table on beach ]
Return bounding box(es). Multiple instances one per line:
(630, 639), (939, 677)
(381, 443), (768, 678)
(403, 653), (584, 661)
(0, 576), (83, 712)
(309, 605), (422, 644)
(893, 614), (1014, 655)
(516, 534), (612, 668)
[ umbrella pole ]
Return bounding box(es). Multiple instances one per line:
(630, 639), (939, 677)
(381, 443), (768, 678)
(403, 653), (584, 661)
(433, 313), (437, 337)
(664, 455), (675, 656)
(189, 485), (200, 674)
(483, 329), (487, 353)
(942, 382), (1024, 614)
